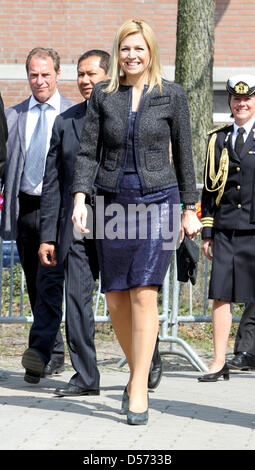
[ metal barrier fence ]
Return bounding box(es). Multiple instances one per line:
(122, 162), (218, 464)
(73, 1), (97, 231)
(0, 235), (241, 373)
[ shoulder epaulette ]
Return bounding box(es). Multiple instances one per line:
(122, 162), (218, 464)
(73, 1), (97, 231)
(208, 123), (231, 135)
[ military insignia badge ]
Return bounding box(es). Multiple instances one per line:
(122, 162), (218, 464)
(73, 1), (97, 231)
(226, 74), (255, 96)
(234, 82), (249, 94)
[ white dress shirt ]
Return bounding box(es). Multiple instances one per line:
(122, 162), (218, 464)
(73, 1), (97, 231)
(20, 90), (61, 196)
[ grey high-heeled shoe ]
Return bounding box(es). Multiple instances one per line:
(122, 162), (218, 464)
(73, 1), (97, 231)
(120, 387), (129, 415)
(127, 393), (149, 425)
(127, 409), (149, 425)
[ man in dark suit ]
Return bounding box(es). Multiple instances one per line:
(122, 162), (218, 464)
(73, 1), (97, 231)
(0, 92), (8, 380)
(0, 48), (75, 383)
(0, 92), (8, 184)
(38, 50), (110, 396)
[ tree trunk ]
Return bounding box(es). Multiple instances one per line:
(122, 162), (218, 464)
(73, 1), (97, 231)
(175, 0), (215, 184)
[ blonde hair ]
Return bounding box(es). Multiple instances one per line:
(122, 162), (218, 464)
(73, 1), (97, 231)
(105, 19), (162, 94)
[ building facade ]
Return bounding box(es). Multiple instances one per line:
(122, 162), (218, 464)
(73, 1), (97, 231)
(0, 0), (254, 121)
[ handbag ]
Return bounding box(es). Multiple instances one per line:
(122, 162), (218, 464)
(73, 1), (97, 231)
(176, 234), (199, 285)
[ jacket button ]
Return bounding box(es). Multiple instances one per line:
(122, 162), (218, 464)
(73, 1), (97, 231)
(237, 204), (242, 209)
(236, 185), (241, 190)
(236, 167), (241, 172)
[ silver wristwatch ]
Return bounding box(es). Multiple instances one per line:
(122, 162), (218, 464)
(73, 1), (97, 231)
(183, 204), (197, 211)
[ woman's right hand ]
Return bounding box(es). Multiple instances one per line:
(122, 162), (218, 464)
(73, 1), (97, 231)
(202, 238), (214, 260)
(72, 192), (89, 233)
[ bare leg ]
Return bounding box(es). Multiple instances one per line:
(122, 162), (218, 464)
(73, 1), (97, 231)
(106, 290), (133, 391)
(106, 287), (159, 413)
(129, 286), (159, 413)
(208, 299), (232, 373)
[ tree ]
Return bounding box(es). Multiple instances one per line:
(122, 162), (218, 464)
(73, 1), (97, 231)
(175, 0), (215, 183)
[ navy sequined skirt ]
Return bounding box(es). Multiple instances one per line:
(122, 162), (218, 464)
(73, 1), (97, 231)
(95, 173), (180, 293)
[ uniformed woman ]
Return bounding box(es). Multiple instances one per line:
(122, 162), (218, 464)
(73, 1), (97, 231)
(199, 74), (255, 381)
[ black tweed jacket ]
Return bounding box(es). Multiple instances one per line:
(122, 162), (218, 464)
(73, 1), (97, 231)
(72, 78), (198, 203)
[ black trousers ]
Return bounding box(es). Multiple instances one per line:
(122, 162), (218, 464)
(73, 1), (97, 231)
(64, 239), (100, 390)
(16, 192), (65, 364)
(234, 303), (255, 356)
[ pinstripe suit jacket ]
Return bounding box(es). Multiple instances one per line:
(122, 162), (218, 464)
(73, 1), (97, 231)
(40, 101), (89, 263)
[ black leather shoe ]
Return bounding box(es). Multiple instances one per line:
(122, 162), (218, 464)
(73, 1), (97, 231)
(54, 384), (100, 397)
(197, 363), (229, 382)
(148, 351), (162, 389)
(227, 352), (255, 370)
(246, 352), (255, 368)
(22, 348), (45, 384)
(42, 359), (65, 377)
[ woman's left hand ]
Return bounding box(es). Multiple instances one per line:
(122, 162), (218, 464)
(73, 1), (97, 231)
(180, 209), (203, 243)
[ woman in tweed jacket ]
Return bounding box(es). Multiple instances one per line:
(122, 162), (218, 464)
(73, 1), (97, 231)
(72, 19), (202, 425)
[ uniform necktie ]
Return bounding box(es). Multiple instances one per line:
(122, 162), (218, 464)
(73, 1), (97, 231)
(234, 127), (245, 156)
(25, 103), (49, 187)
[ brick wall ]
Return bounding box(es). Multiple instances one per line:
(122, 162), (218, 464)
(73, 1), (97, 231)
(0, 0), (254, 107)
(215, 0), (255, 66)
(0, 0), (177, 65)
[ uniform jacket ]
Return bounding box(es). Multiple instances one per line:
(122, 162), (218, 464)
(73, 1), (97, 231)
(0, 94), (74, 240)
(201, 121), (255, 239)
(40, 101), (91, 263)
(72, 79), (199, 203)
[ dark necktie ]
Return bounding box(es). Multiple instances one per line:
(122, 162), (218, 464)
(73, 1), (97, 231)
(234, 127), (245, 156)
(25, 103), (49, 187)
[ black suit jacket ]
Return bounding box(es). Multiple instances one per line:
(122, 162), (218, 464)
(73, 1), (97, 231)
(201, 122), (255, 238)
(0, 93), (8, 181)
(40, 100), (93, 263)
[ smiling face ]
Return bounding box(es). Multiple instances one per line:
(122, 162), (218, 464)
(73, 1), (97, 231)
(230, 94), (255, 126)
(119, 32), (151, 84)
(77, 55), (107, 100)
(27, 54), (60, 103)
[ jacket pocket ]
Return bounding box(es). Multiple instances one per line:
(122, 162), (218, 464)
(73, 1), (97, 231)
(103, 151), (118, 171)
(149, 96), (170, 106)
(145, 150), (164, 171)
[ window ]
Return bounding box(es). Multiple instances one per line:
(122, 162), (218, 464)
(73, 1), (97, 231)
(213, 90), (233, 124)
